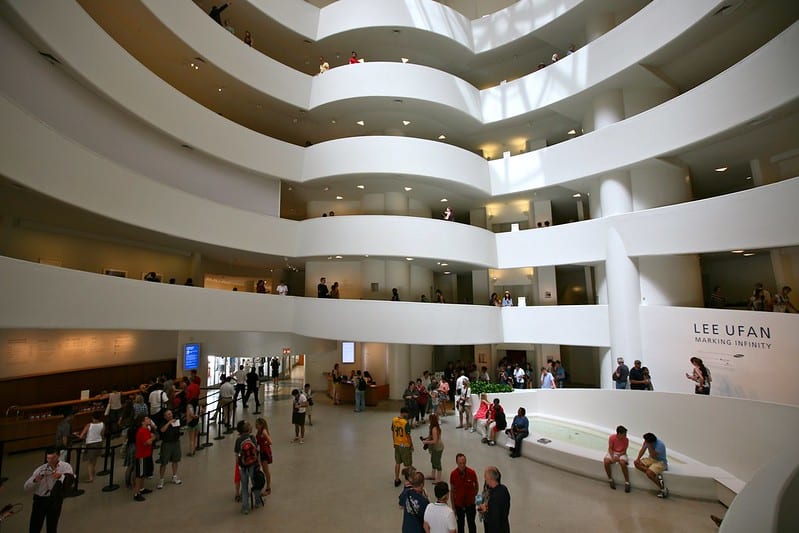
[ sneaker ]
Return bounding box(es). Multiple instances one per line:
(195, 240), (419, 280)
(299, 439), (304, 444)
(241, 508), (250, 515)
(625, 483), (631, 493)
(134, 493), (146, 502)
(481, 438), (488, 444)
(394, 479), (401, 487)
(172, 475), (182, 485)
(488, 441), (496, 446)
(469, 427), (475, 433)
(608, 479), (616, 490)
(657, 488), (669, 499)
(157, 479), (165, 490)
(140, 488), (153, 495)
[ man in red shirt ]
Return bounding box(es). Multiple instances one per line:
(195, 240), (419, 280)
(449, 453), (478, 533)
(185, 377), (200, 409)
(603, 425), (631, 492)
(134, 416), (157, 501)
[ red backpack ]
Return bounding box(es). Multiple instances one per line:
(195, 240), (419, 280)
(239, 436), (259, 468)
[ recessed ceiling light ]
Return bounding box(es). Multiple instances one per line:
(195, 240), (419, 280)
(743, 253), (755, 257)
(731, 250), (744, 254)
(745, 176), (752, 180)
(335, 255), (343, 259)
(323, 187), (329, 191)
(255, 104), (262, 109)
(440, 198), (448, 202)
(567, 129), (577, 135)
(715, 167), (728, 172)
(406, 257), (414, 261)
(356, 120), (365, 126)
(287, 186), (293, 191)
(402, 120), (411, 126)
(357, 185), (365, 189)
(218, 87), (224, 92)
(444, 271), (451, 275)
(438, 134), (446, 140)
(336, 195), (343, 200)
(404, 187), (413, 191)
(331, 119), (337, 124)
(572, 193), (581, 198)
(393, 99), (403, 104)
(441, 263), (448, 266)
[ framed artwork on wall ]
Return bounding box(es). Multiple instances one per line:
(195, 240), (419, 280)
(103, 268), (127, 278)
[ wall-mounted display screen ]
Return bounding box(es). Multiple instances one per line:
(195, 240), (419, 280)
(342, 341), (355, 364)
(184, 343), (200, 370)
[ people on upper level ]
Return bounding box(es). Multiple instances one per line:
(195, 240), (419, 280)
(317, 277), (329, 298)
(773, 286), (797, 313)
(208, 3), (230, 26)
(330, 281), (340, 299)
(435, 289), (445, 303)
(349, 51), (361, 64)
(707, 285), (726, 308)
(749, 282), (772, 311)
(255, 280), (267, 294)
(319, 56), (329, 74)
(443, 206), (454, 221)
(489, 292), (501, 307)
(392, 288), (400, 301)
(501, 291), (513, 307)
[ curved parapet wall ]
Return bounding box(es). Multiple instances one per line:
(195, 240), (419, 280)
(0, 255), (608, 347)
(3, 90), (798, 270)
(490, 22), (799, 194)
(7, 1), (797, 196)
(142, 0), (715, 123)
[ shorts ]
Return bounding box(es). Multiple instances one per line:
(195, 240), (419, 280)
(84, 442), (103, 462)
(394, 446), (413, 466)
(604, 452), (628, 464)
(159, 440), (182, 464)
(429, 448), (443, 471)
(292, 412), (306, 426)
(639, 457), (667, 474)
(135, 456), (154, 478)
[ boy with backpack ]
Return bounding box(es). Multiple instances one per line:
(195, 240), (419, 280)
(234, 421), (264, 514)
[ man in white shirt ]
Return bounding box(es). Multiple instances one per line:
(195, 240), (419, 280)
(423, 482), (456, 533)
(24, 447), (74, 532)
(232, 365), (247, 407)
(219, 377), (235, 428)
(513, 364), (526, 389)
(148, 385), (168, 426)
(276, 280), (289, 295)
(291, 388), (308, 443)
(456, 378), (472, 430)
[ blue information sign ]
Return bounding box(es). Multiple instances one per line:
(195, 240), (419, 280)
(184, 343), (200, 370)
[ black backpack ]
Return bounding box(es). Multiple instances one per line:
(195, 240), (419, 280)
(357, 377), (366, 391)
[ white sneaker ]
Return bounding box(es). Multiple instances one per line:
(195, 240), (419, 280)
(172, 475), (182, 485)
(157, 479), (165, 489)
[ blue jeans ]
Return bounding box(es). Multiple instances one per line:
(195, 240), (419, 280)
(239, 464), (263, 511)
(355, 390), (365, 412)
(615, 381), (627, 390)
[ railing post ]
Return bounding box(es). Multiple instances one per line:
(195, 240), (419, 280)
(101, 444), (120, 492)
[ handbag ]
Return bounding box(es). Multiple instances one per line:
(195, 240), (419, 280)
(252, 468), (266, 490)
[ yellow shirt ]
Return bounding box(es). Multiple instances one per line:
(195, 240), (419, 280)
(391, 416), (412, 448)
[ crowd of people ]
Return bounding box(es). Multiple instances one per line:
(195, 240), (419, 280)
(707, 282), (796, 312)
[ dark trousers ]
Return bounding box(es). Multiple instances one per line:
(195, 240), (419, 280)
(511, 430), (529, 457)
(30, 494), (63, 533)
(244, 386), (260, 408)
(234, 384), (246, 405)
(455, 504), (477, 533)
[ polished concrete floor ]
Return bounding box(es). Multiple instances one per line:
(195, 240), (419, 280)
(1, 381), (726, 532)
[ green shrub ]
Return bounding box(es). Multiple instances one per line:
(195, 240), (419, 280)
(470, 381), (513, 394)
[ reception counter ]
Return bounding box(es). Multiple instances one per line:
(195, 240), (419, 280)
(326, 377), (389, 406)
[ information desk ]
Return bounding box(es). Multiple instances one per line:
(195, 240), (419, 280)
(326, 377), (389, 406)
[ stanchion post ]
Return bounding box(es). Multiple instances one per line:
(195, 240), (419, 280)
(66, 447), (85, 497)
(98, 432), (112, 476)
(201, 408), (213, 448)
(101, 445), (120, 492)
